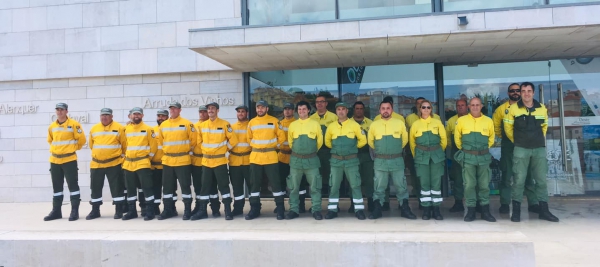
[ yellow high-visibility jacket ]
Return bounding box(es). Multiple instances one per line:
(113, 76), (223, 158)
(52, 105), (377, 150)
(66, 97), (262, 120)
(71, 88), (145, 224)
(123, 122), (158, 172)
(191, 120), (206, 167)
(278, 117), (296, 164)
(406, 113), (441, 129)
(229, 120), (251, 167)
(151, 125), (164, 170)
(199, 118), (238, 168)
(47, 117), (86, 164)
(89, 121), (126, 169)
(158, 116), (197, 167)
(248, 114), (286, 165)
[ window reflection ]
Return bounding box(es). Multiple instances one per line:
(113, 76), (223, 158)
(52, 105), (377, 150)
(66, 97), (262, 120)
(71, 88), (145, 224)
(248, 0), (336, 26)
(339, 0), (432, 19)
(442, 0), (544, 12)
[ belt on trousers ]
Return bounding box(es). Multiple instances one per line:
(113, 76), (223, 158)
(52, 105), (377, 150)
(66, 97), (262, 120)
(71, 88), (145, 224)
(463, 149), (489, 155)
(151, 161), (162, 166)
(92, 155), (121, 164)
(192, 153), (203, 158)
(165, 152), (189, 157)
(331, 154), (357, 160)
(230, 151), (251, 157)
(374, 153), (403, 159)
(52, 152), (76, 158)
(279, 149), (292, 155)
(204, 154), (226, 159)
(291, 152), (317, 159)
(252, 147), (276, 153)
(125, 156), (148, 162)
(416, 144), (440, 151)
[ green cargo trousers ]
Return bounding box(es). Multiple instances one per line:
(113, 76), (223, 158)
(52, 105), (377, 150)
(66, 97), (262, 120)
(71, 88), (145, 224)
(249, 163), (284, 205)
(373, 169), (409, 204)
(512, 146), (549, 203)
(500, 144), (539, 205)
(357, 160), (374, 198)
(463, 163), (490, 207)
(288, 167), (322, 213)
(90, 165), (124, 205)
(50, 160), (80, 202)
(416, 160), (444, 207)
(192, 165), (218, 202)
(124, 168), (154, 204)
(229, 165), (250, 201)
(450, 160), (464, 200)
(162, 165), (192, 204)
(198, 165), (231, 204)
(151, 169), (162, 205)
(328, 164), (363, 212)
(317, 148), (331, 193)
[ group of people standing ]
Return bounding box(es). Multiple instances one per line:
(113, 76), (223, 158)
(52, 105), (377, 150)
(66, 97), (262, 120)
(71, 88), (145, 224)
(43, 81), (559, 223)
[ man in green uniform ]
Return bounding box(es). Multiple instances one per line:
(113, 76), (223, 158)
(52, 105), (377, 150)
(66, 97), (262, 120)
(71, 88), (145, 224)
(446, 99), (468, 212)
(368, 99), (416, 220)
(492, 83), (539, 214)
(285, 101), (324, 220)
(351, 101), (375, 212)
(454, 97), (496, 222)
(324, 102), (368, 220)
(504, 82), (559, 223)
(310, 93), (338, 195)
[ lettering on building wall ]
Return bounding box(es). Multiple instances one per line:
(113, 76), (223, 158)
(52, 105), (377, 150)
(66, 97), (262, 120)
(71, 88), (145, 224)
(0, 104), (39, 115)
(143, 96), (236, 109)
(51, 113), (89, 123)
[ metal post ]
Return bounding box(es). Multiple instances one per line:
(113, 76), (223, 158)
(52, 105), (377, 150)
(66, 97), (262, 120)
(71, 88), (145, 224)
(538, 84), (544, 104)
(557, 83), (568, 170)
(241, 0), (249, 25)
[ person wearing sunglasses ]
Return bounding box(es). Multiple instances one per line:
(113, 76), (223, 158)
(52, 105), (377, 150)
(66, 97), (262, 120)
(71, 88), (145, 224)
(492, 83), (539, 215)
(409, 100), (447, 220)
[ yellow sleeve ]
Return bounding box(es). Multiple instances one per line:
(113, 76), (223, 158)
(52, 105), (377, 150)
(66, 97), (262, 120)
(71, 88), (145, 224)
(276, 121), (286, 146)
(148, 128), (158, 157)
(189, 123), (197, 151)
(409, 124), (417, 157)
(288, 125), (294, 150)
(488, 119), (495, 148)
(157, 125), (164, 148)
(542, 106), (548, 137)
(504, 107), (515, 143)
(75, 123), (86, 150)
(88, 129), (94, 150)
(492, 105), (504, 138)
(454, 120), (463, 150)
(439, 121), (447, 150)
(197, 124), (203, 145)
(120, 126), (127, 155)
(47, 125), (53, 145)
(324, 124), (333, 149)
(226, 124), (239, 149)
(316, 122), (323, 150)
(247, 121), (253, 144)
(355, 124), (367, 149)
(374, 114), (380, 121)
(368, 124), (375, 149)
(401, 123), (408, 149)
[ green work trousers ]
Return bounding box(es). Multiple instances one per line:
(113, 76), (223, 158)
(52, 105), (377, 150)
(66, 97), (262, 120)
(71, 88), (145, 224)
(50, 160), (80, 202)
(512, 147), (549, 203)
(193, 165), (217, 201)
(151, 169), (162, 204)
(90, 165), (124, 205)
(357, 160), (374, 198)
(163, 165), (192, 204)
(124, 168), (154, 204)
(405, 148), (421, 198)
(318, 148), (331, 193)
(288, 167), (322, 213)
(373, 169), (408, 204)
(249, 163), (284, 205)
(199, 165), (231, 204)
(500, 144), (539, 205)
(463, 163), (490, 207)
(229, 165), (250, 201)
(416, 160), (444, 207)
(328, 164), (363, 212)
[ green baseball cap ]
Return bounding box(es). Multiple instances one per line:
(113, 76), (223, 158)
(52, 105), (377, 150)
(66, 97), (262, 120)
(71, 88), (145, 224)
(335, 102), (348, 109)
(283, 102), (294, 109)
(206, 102), (219, 109)
(100, 108), (113, 115)
(256, 100), (268, 107)
(235, 105), (249, 111)
(198, 105), (207, 111)
(157, 109), (168, 116)
(168, 101), (182, 109)
(130, 107), (143, 114)
(55, 103), (68, 110)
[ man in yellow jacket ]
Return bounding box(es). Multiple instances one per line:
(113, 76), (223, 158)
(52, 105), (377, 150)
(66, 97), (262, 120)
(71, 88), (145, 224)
(229, 105), (252, 216)
(278, 102), (307, 213)
(191, 102), (239, 221)
(157, 101), (197, 220)
(86, 108), (126, 220)
(246, 100), (287, 220)
(150, 110), (169, 216)
(191, 105), (220, 217)
(446, 99), (468, 212)
(122, 107), (158, 221)
(310, 93), (338, 195)
(44, 103), (87, 222)
(324, 102), (368, 220)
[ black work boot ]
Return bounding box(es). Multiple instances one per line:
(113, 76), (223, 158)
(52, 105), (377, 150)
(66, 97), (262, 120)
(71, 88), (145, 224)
(68, 199), (80, 221)
(464, 207), (476, 222)
(348, 202), (355, 213)
(449, 200), (464, 212)
(276, 202), (285, 220)
(44, 196), (63, 221)
(114, 203), (123, 219)
(499, 204), (510, 214)
(538, 201), (559, 222)
(422, 206), (431, 220)
(190, 201), (208, 221)
(144, 201), (155, 221)
(382, 202), (390, 211)
(286, 211), (299, 220)
(172, 199), (179, 216)
(191, 199), (201, 216)
(324, 211), (337, 219)
(245, 203), (261, 220)
(157, 199), (176, 220)
(154, 202), (160, 215)
(367, 197), (374, 212)
(86, 202), (101, 220)
(528, 204), (540, 214)
(400, 199), (416, 220)
(511, 200), (521, 222)
(313, 211), (323, 220)
(355, 210), (366, 220)
(182, 201), (192, 220)
(224, 202), (233, 220)
(475, 202), (482, 213)
(122, 199), (129, 213)
(138, 192), (146, 217)
(122, 201), (138, 220)
(232, 200), (244, 216)
(210, 198), (221, 218)
(480, 204), (496, 222)
(298, 194), (306, 213)
(432, 206), (443, 220)
(368, 200), (382, 219)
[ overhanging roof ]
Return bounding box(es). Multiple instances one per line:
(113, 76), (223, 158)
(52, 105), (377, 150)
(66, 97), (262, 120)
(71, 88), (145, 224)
(190, 4), (600, 71)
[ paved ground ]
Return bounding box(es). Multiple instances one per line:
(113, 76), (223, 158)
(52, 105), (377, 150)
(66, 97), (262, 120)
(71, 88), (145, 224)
(0, 196), (598, 267)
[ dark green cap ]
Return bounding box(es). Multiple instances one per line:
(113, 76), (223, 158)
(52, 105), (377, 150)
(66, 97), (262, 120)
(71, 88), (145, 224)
(100, 108), (113, 115)
(168, 101), (182, 109)
(235, 105), (249, 111)
(130, 107), (143, 114)
(256, 100), (268, 107)
(206, 102), (219, 109)
(198, 105), (207, 111)
(335, 102), (348, 109)
(283, 102), (294, 109)
(157, 109), (168, 116)
(55, 103), (68, 110)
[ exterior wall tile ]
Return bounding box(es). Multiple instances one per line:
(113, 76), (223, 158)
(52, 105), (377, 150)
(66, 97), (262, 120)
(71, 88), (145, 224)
(0, 32), (30, 57)
(47, 4), (83, 30)
(157, 0), (195, 23)
(157, 47), (196, 73)
(68, 77), (105, 87)
(15, 88), (51, 101)
(86, 85), (124, 99)
(124, 83), (162, 96)
(0, 57), (11, 80)
(50, 86), (86, 99)
(12, 7), (48, 33)
(82, 51), (120, 77)
(119, 0), (157, 25)
(47, 53), (83, 79)
(29, 30), (66, 55)
(195, 0), (233, 20)
(142, 74), (181, 84)
(0, 10), (12, 33)
(120, 49), (158, 75)
(12, 55), (47, 80)
(65, 28), (102, 53)
(82, 2), (119, 28)
(161, 81), (199, 95)
(100, 25), (139, 51)
(139, 23), (177, 49)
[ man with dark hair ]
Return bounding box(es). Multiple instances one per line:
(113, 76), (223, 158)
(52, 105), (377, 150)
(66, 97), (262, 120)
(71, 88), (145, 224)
(191, 106), (220, 217)
(351, 101), (375, 212)
(229, 105), (252, 217)
(311, 93), (338, 195)
(504, 82), (559, 223)
(374, 96), (405, 122)
(493, 83), (539, 214)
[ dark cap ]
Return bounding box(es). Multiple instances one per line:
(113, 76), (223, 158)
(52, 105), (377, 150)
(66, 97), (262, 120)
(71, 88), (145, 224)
(130, 107), (143, 114)
(335, 102), (349, 109)
(235, 105), (249, 111)
(100, 108), (113, 115)
(283, 102), (294, 109)
(168, 101), (182, 109)
(198, 105), (207, 111)
(157, 109), (169, 116)
(383, 96), (394, 103)
(206, 102), (219, 109)
(55, 103), (68, 110)
(256, 100), (268, 107)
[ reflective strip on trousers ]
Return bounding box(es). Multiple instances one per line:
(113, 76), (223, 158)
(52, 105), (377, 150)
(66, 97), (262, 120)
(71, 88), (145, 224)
(355, 205), (365, 209)
(127, 196), (137, 201)
(209, 194), (219, 199)
(70, 191), (80, 195)
(91, 198), (102, 203)
(421, 190), (431, 196)
(154, 199), (161, 204)
(353, 198), (364, 203)
(250, 192), (260, 197)
(222, 193), (231, 198)
(234, 195), (244, 200)
(113, 197), (125, 202)
(299, 190), (306, 195)
(199, 195), (210, 200)
(328, 205), (338, 210)
(181, 194), (192, 199)
(431, 190), (442, 195)
(432, 198), (443, 203)
(329, 198), (339, 203)
(53, 192), (63, 196)
(145, 195), (155, 201)
(138, 189), (143, 193)
(272, 191), (285, 196)
(163, 194), (173, 198)
(420, 197), (432, 202)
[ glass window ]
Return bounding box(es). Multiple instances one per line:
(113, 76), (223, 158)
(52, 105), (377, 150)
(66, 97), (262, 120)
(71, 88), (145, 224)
(550, 0), (600, 4)
(442, 0), (544, 12)
(339, 0), (432, 19)
(248, 0), (336, 26)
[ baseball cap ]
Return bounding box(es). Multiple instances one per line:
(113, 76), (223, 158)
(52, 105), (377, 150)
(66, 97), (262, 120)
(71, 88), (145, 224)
(235, 105), (249, 111)
(55, 103), (68, 110)
(130, 107), (143, 114)
(283, 102), (294, 109)
(198, 105), (208, 111)
(157, 109), (169, 116)
(100, 108), (113, 115)
(168, 101), (182, 109)
(256, 100), (268, 107)
(206, 102), (219, 109)
(335, 102), (348, 109)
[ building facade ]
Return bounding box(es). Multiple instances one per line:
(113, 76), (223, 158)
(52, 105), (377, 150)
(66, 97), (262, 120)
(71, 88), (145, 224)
(2, 0), (600, 202)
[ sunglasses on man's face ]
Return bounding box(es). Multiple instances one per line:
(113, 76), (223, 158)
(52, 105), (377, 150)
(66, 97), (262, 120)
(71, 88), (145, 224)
(421, 106), (432, 109)
(509, 89), (521, 93)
